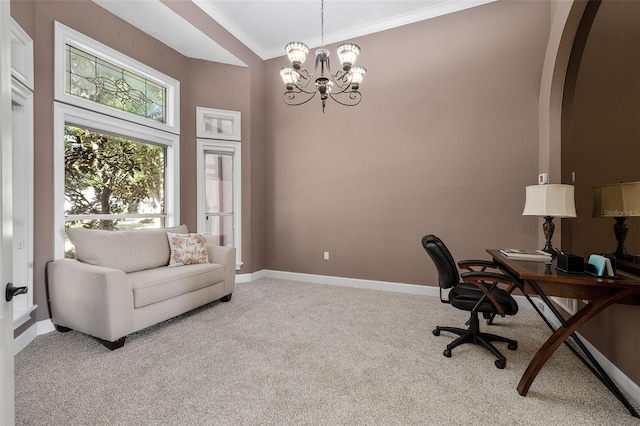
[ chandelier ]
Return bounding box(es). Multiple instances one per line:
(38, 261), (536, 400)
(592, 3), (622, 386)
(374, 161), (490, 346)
(279, 0), (367, 113)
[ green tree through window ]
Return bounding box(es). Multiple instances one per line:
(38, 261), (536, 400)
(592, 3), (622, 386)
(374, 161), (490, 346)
(64, 125), (166, 232)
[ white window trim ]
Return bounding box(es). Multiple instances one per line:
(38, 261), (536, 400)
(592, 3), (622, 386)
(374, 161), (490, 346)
(11, 17), (34, 91)
(196, 107), (241, 141)
(196, 139), (242, 270)
(54, 21), (180, 134)
(53, 103), (180, 259)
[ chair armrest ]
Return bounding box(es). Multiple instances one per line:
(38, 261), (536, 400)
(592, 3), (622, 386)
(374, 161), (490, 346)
(461, 271), (514, 284)
(458, 259), (498, 272)
(46, 259), (134, 342)
(460, 271), (514, 317)
(206, 245), (236, 296)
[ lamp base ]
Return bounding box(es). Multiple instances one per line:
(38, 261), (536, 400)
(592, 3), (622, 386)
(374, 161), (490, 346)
(613, 217), (634, 260)
(541, 216), (558, 255)
(612, 247), (634, 261)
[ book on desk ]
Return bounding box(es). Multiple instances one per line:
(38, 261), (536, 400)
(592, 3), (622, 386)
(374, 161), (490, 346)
(499, 248), (552, 262)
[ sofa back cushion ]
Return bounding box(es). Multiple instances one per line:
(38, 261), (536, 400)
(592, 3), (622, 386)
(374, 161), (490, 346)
(67, 225), (189, 273)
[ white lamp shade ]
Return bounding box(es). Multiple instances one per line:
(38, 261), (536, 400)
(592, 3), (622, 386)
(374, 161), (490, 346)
(337, 43), (360, 70)
(592, 182), (640, 218)
(350, 66), (366, 85)
(285, 42), (309, 69)
(523, 184), (577, 218)
(280, 67), (299, 87)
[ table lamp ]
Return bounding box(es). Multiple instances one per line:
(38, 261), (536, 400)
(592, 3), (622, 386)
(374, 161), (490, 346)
(523, 184), (577, 254)
(592, 182), (640, 260)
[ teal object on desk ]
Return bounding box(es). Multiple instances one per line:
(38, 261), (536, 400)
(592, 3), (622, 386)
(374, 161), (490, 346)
(587, 254), (615, 277)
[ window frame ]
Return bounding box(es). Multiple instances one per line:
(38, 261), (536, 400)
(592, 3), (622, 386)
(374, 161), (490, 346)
(196, 107), (241, 141)
(196, 139), (242, 270)
(54, 103), (180, 258)
(53, 24), (181, 259)
(54, 21), (180, 134)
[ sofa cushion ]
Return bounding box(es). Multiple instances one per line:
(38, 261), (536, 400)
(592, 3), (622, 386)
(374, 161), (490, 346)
(167, 233), (209, 267)
(68, 225), (189, 273)
(128, 263), (225, 308)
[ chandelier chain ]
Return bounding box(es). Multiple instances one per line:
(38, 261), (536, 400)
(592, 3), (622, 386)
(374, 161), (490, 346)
(321, 0), (324, 47)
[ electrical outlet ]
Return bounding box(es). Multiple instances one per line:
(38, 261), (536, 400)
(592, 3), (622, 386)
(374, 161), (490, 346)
(323, 251), (330, 260)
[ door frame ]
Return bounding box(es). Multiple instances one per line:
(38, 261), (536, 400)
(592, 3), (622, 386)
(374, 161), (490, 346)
(0, 0), (16, 423)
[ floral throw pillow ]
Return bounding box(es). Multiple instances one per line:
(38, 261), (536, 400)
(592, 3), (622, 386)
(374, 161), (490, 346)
(167, 232), (209, 267)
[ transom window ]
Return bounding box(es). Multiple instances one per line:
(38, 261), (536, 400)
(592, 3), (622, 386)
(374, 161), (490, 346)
(55, 22), (180, 134)
(65, 45), (167, 123)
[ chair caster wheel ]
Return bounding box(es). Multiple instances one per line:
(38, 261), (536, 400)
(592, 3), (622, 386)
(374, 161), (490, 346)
(508, 342), (518, 351)
(495, 359), (506, 369)
(443, 349), (451, 358)
(433, 329), (440, 336)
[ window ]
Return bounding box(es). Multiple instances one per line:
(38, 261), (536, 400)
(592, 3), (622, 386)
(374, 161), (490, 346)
(54, 24), (180, 258)
(196, 107), (241, 141)
(197, 139), (241, 269)
(54, 104), (180, 258)
(55, 22), (179, 134)
(64, 125), (166, 252)
(65, 45), (167, 123)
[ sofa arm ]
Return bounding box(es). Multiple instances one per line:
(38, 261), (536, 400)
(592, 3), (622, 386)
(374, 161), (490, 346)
(207, 245), (236, 296)
(47, 259), (134, 342)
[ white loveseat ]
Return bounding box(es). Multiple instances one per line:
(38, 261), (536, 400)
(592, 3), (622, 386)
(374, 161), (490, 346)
(47, 225), (235, 349)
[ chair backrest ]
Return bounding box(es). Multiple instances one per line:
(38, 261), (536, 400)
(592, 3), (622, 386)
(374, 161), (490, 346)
(421, 234), (460, 289)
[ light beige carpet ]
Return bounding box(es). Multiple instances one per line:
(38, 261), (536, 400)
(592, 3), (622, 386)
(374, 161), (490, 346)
(15, 279), (640, 425)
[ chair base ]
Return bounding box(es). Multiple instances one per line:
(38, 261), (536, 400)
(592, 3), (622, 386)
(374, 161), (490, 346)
(433, 313), (517, 369)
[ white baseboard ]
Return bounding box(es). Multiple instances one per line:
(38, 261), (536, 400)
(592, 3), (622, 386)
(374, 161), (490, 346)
(38, 318), (55, 335)
(258, 269), (441, 297)
(248, 269), (532, 308)
(14, 319), (54, 355)
(235, 270), (267, 283)
(13, 321), (37, 355)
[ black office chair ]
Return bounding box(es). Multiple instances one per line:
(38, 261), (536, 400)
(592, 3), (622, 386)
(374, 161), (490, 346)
(422, 235), (519, 369)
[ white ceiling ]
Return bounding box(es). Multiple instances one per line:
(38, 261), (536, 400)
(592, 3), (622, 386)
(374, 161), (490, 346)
(93, 0), (496, 66)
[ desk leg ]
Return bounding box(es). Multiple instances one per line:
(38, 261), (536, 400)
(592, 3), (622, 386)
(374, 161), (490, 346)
(518, 286), (638, 417)
(525, 282), (613, 382)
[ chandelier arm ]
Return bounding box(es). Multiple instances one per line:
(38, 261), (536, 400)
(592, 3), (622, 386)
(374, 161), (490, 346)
(283, 90), (318, 106)
(327, 90), (362, 107)
(328, 80), (351, 94)
(327, 70), (354, 94)
(290, 82), (319, 95)
(296, 68), (309, 79)
(291, 60), (323, 94)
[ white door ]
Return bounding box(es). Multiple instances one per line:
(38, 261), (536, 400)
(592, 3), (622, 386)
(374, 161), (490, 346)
(0, 0), (15, 423)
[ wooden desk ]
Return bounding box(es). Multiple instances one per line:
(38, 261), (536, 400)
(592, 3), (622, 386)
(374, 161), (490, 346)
(487, 249), (640, 418)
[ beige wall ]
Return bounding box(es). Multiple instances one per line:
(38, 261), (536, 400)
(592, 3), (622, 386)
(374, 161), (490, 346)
(561, 0), (640, 383)
(263, 0), (548, 284)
